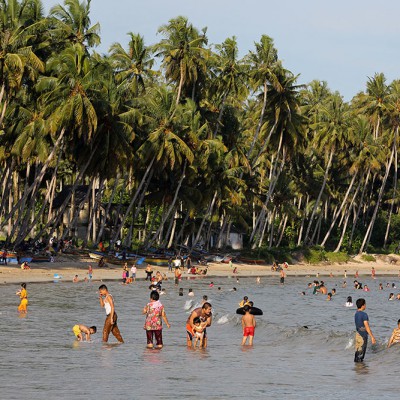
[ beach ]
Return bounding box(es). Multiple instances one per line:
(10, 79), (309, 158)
(1, 252), (400, 284)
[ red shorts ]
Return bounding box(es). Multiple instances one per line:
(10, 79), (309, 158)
(243, 326), (255, 337)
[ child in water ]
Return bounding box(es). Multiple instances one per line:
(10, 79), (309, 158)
(241, 305), (256, 346)
(387, 319), (400, 348)
(16, 283), (28, 313)
(72, 324), (97, 341)
(192, 316), (208, 348)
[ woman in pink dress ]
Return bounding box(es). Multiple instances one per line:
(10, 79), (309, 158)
(143, 291), (170, 348)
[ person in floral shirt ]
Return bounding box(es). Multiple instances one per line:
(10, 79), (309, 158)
(143, 290), (170, 348)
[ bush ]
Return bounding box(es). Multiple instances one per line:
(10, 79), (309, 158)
(325, 251), (350, 263)
(361, 254), (376, 262)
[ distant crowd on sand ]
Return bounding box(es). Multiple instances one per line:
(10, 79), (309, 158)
(14, 262), (400, 360)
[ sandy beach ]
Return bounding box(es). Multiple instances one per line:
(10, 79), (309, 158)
(1, 253), (400, 284)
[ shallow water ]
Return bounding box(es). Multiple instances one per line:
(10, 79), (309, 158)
(1, 275), (400, 399)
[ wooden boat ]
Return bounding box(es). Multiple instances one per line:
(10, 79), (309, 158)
(238, 257), (266, 265)
(31, 256), (51, 263)
(88, 252), (106, 260)
(145, 257), (170, 266)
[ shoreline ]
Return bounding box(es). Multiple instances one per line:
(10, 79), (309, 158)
(1, 253), (400, 284)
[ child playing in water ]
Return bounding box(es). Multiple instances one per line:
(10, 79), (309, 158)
(72, 324), (97, 341)
(192, 316), (208, 348)
(241, 305), (256, 345)
(387, 319), (400, 348)
(16, 283), (28, 313)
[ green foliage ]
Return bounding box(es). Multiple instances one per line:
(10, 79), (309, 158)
(361, 254), (376, 262)
(325, 252), (350, 263)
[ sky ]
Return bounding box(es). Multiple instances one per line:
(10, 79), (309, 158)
(40, 0), (400, 101)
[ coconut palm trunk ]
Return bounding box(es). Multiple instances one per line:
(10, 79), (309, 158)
(303, 148), (334, 245)
(320, 172), (357, 247)
(359, 141), (396, 253)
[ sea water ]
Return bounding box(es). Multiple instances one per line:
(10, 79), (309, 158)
(1, 275), (400, 399)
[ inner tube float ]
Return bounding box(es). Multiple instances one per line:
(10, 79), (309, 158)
(236, 306), (263, 316)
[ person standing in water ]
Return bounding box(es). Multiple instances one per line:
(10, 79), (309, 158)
(16, 283), (28, 313)
(280, 269), (286, 285)
(98, 284), (124, 343)
(186, 303), (212, 348)
(241, 305), (256, 346)
(354, 298), (376, 362)
(143, 290), (170, 349)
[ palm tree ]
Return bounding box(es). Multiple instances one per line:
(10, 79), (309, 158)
(245, 34), (279, 157)
(49, 0), (100, 50)
(109, 32), (155, 98)
(154, 16), (208, 106)
(303, 93), (351, 245)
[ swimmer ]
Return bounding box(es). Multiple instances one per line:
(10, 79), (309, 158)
(331, 288), (336, 295)
(241, 305), (256, 346)
(201, 295), (208, 305)
(371, 267), (376, 279)
(256, 277), (261, 284)
(179, 288), (184, 296)
(16, 283), (28, 313)
(73, 275), (79, 283)
(326, 293), (332, 301)
(239, 296), (250, 307)
(300, 291), (306, 296)
(387, 319), (400, 348)
(72, 324), (97, 341)
(363, 284), (370, 292)
(188, 288), (194, 297)
(379, 283), (383, 290)
(342, 281), (347, 288)
(209, 281), (214, 287)
(389, 293), (395, 301)
(318, 282), (327, 295)
(345, 296), (353, 307)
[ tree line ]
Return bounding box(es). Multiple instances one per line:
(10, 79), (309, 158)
(1, 0), (399, 254)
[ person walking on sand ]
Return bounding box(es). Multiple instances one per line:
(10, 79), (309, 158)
(241, 305), (256, 346)
(143, 290), (170, 349)
(354, 298), (376, 362)
(88, 264), (93, 281)
(98, 284), (124, 343)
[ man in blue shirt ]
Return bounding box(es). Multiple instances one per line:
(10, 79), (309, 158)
(354, 298), (376, 362)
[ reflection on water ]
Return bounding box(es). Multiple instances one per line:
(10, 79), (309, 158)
(1, 276), (400, 399)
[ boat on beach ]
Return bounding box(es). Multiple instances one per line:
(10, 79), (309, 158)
(238, 257), (266, 265)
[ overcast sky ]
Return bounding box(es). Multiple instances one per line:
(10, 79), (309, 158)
(41, 0), (400, 100)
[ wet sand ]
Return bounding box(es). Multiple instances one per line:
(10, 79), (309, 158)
(1, 253), (400, 284)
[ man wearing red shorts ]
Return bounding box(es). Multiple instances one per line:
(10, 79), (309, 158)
(241, 305), (256, 345)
